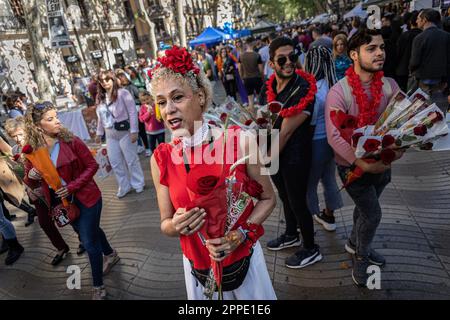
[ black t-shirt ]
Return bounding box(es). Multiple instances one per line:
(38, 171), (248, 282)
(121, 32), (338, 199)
(259, 73), (315, 164)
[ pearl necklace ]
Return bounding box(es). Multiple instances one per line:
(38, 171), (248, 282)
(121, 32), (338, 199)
(181, 121), (209, 149)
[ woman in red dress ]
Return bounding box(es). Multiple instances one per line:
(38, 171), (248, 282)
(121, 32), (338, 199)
(150, 46), (277, 300)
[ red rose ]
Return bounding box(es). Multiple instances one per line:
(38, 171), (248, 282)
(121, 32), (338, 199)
(339, 115), (358, 129)
(196, 175), (220, 195)
(428, 111), (443, 124)
(244, 119), (253, 126)
(101, 149), (107, 156)
(22, 145), (33, 154)
(105, 165), (112, 172)
(413, 124), (427, 136)
(256, 118), (269, 125)
(414, 93), (426, 101)
(351, 132), (364, 147)
(208, 120), (217, 126)
(244, 178), (263, 199)
(268, 102), (282, 114)
(220, 113), (228, 122)
(363, 139), (381, 152)
(382, 135), (395, 148)
(380, 148), (396, 164)
(13, 154), (20, 162)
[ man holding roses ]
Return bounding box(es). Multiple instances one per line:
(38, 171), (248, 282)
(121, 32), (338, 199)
(325, 28), (404, 287)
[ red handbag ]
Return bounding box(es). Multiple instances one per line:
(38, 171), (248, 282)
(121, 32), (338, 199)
(51, 197), (80, 228)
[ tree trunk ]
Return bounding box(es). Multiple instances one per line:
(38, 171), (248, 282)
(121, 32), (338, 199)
(62, 0), (89, 76)
(312, 0), (326, 13)
(137, 0), (157, 58)
(22, 0), (54, 101)
(92, 0), (112, 69)
(176, 0), (187, 47)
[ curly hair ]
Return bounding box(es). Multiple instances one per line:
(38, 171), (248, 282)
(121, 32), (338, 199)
(149, 66), (212, 112)
(24, 102), (73, 149)
(4, 116), (25, 136)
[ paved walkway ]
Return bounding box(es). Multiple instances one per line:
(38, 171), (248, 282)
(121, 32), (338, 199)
(1, 84), (450, 300)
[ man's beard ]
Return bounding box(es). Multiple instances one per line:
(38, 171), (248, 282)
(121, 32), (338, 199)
(359, 59), (384, 73)
(275, 64), (295, 79)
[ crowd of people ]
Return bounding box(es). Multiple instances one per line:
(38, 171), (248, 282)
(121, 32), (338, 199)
(0, 6), (449, 300)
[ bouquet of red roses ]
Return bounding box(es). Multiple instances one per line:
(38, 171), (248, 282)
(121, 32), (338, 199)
(331, 88), (448, 189)
(183, 127), (263, 299)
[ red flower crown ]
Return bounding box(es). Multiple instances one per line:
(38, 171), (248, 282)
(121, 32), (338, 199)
(150, 46), (200, 78)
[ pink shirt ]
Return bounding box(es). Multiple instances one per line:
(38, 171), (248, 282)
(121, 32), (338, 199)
(138, 104), (165, 134)
(325, 77), (399, 167)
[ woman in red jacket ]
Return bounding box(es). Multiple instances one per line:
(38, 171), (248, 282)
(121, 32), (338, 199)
(24, 101), (120, 300)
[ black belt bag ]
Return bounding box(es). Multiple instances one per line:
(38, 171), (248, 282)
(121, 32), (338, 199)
(106, 102), (130, 131)
(190, 249), (253, 292)
(114, 120), (130, 131)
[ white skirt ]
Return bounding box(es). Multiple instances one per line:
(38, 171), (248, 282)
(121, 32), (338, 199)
(183, 241), (277, 300)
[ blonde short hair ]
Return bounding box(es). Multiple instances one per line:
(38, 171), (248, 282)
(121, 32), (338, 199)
(4, 116), (25, 137)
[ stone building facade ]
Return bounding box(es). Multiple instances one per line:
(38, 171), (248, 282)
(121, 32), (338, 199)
(0, 0), (137, 101)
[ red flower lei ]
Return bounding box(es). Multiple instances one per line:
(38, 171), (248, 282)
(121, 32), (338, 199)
(345, 66), (384, 127)
(266, 69), (317, 118)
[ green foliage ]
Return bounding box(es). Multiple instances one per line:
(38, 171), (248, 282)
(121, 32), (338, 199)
(255, 0), (316, 21)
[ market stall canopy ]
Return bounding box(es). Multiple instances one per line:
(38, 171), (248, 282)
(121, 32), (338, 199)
(189, 27), (229, 47)
(362, 0), (395, 9)
(344, 2), (368, 20)
(233, 29), (251, 39)
(311, 13), (330, 24)
(250, 19), (277, 34)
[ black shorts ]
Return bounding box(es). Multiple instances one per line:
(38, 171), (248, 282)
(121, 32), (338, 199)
(244, 77), (263, 95)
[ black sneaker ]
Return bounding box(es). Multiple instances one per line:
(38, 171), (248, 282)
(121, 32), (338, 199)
(345, 240), (385, 267)
(267, 234), (301, 251)
(352, 255), (370, 287)
(285, 245), (322, 269)
(313, 211), (336, 231)
(344, 239), (356, 255)
(368, 248), (386, 267)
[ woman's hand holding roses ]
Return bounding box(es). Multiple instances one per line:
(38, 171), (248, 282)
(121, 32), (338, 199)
(172, 207), (206, 236)
(206, 230), (246, 262)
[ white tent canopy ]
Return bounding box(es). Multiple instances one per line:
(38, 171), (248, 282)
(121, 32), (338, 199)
(344, 2), (368, 20)
(311, 13), (330, 24)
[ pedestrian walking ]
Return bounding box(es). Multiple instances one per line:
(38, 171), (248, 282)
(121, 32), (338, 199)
(95, 71), (145, 198)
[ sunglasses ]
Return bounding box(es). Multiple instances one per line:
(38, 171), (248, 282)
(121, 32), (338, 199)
(35, 101), (53, 110)
(99, 77), (112, 83)
(276, 53), (299, 66)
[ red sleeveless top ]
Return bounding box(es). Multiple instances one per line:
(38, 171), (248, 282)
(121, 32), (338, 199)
(153, 126), (261, 269)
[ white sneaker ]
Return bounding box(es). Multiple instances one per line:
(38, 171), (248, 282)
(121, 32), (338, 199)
(135, 187), (145, 194)
(116, 188), (131, 199)
(137, 145), (145, 154)
(145, 149), (152, 157)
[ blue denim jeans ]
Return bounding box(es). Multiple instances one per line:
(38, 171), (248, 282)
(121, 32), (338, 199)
(0, 203), (16, 239)
(306, 138), (343, 215)
(337, 166), (391, 257)
(71, 197), (113, 287)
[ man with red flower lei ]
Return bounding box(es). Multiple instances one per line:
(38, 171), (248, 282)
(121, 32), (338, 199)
(259, 37), (322, 269)
(325, 28), (405, 287)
